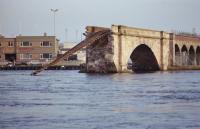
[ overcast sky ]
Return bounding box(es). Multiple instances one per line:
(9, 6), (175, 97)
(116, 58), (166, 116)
(0, 0), (200, 42)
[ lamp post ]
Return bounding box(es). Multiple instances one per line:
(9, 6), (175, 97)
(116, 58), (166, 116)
(50, 9), (58, 36)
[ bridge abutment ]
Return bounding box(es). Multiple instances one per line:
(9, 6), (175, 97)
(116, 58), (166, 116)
(85, 26), (117, 73)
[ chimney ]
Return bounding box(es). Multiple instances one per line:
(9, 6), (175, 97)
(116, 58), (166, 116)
(192, 28), (196, 35)
(44, 32), (47, 36)
(0, 34), (4, 38)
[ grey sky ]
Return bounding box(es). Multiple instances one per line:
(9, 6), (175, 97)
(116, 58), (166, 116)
(0, 0), (200, 42)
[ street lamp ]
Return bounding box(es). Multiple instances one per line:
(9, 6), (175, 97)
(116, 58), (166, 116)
(50, 9), (58, 36)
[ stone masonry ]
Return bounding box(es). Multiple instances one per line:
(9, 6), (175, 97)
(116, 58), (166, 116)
(85, 25), (200, 73)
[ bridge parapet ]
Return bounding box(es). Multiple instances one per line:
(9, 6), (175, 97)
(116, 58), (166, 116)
(175, 34), (200, 43)
(111, 25), (170, 40)
(86, 26), (110, 35)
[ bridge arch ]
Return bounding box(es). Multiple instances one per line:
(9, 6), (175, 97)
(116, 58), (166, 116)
(196, 46), (200, 65)
(129, 44), (159, 72)
(175, 44), (181, 66)
(181, 45), (188, 65)
(188, 46), (195, 65)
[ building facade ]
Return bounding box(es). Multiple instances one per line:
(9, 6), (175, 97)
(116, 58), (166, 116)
(0, 34), (59, 66)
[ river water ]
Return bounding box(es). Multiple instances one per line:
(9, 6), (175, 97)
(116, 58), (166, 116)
(0, 70), (200, 129)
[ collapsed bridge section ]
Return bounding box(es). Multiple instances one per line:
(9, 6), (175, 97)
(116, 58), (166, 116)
(31, 28), (111, 75)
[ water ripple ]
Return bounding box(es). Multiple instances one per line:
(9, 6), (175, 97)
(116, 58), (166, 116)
(0, 70), (200, 129)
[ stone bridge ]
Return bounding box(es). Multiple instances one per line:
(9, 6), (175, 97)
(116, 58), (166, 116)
(85, 25), (200, 73)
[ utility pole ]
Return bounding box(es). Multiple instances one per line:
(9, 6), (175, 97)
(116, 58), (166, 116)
(65, 28), (68, 42)
(76, 29), (79, 42)
(50, 9), (58, 36)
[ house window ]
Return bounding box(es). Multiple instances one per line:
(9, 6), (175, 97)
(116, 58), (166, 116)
(20, 53), (32, 59)
(21, 41), (32, 47)
(8, 42), (14, 47)
(41, 41), (52, 47)
(40, 53), (52, 59)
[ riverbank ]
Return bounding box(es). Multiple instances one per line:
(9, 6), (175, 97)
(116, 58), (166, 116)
(0, 65), (81, 70)
(168, 66), (200, 71)
(1, 65), (200, 71)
